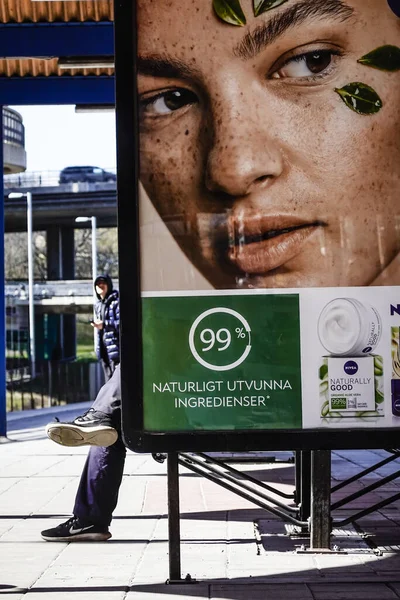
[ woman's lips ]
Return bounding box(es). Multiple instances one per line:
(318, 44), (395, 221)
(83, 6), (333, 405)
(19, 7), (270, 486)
(225, 218), (324, 275)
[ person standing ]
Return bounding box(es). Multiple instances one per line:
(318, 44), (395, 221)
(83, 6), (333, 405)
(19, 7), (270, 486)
(42, 365), (166, 542)
(42, 365), (123, 541)
(92, 275), (120, 382)
(42, 273), (164, 541)
(40, 275), (121, 541)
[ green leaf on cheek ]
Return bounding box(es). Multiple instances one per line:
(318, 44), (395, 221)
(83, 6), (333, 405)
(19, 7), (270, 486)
(254, 0), (289, 16)
(334, 82), (383, 115)
(212, 0), (246, 26)
(358, 45), (400, 72)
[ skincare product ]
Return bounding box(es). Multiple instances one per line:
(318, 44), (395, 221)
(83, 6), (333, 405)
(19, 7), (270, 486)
(320, 355), (384, 420)
(328, 356), (375, 413)
(318, 298), (382, 357)
(391, 326), (400, 417)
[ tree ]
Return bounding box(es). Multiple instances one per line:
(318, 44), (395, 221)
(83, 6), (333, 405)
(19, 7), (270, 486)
(74, 227), (119, 279)
(5, 231), (47, 280)
(5, 227), (119, 280)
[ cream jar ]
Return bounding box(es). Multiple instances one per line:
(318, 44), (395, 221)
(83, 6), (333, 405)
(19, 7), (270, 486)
(317, 298), (382, 357)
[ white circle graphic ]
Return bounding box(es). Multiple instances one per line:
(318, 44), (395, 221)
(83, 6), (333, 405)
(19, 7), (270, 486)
(188, 307), (252, 371)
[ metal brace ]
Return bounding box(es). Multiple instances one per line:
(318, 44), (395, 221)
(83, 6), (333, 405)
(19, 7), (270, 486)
(296, 544), (347, 555)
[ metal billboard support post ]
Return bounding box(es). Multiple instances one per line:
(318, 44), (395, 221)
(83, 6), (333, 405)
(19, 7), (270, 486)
(292, 450), (311, 535)
(299, 450), (311, 524)
(310, 450), (332, 549)
(166, 453), (195, 585)
(167, 452), (182, 583)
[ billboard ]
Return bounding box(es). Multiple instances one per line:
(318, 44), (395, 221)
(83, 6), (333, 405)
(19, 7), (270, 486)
(115, 0), (400, 452)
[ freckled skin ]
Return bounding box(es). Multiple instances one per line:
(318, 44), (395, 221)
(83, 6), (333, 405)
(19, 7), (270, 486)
(137, 0), (400, 289)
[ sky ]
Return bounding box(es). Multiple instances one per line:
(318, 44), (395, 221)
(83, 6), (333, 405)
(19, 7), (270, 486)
(9, 105), (117, 173)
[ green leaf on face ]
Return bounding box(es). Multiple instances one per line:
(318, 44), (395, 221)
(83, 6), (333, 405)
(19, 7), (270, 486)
(358, 45), (400, 72)
(254, 0), (289, 16)
(334, 82), (383, 115)
(213, 0), (246, 26)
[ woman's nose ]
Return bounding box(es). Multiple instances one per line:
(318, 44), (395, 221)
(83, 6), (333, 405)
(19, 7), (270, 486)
(205, 105), (284, 198)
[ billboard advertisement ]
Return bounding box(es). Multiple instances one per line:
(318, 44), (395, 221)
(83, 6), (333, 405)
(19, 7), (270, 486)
(115, 0), (400, 451)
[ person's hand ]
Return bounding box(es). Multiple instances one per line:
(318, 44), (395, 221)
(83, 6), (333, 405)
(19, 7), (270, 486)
(91, 319), (104, 330)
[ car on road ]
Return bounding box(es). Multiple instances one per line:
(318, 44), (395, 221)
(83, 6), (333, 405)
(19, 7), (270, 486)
(59, 166), (116, 184)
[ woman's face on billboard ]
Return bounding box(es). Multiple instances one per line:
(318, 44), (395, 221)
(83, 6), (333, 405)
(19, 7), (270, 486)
(137, 0), (400, 289)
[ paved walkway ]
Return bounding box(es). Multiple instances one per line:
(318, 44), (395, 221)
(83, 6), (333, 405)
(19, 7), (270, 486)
(2, 405), (400, 599)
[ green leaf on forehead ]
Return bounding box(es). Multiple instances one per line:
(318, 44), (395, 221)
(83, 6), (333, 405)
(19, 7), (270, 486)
(254, 0), (289, 17)
(334, 82), (383, 116)
(213, 0), (246, 26)
(358, 45), (400, 72)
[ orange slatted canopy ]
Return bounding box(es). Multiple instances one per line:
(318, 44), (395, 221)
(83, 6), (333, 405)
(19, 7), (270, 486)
(0, 0), (114, 78)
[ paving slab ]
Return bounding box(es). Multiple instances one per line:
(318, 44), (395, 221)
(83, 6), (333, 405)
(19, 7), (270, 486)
(3, 409), (400, 599)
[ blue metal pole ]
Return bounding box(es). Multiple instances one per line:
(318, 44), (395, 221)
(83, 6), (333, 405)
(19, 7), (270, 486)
(0, 106), (7, 438)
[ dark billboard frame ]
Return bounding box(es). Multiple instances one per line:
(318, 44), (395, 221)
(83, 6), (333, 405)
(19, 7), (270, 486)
(115, 0), (400, 453)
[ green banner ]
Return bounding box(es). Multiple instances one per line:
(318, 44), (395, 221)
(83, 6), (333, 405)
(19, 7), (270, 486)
(142, 294), (302, 431)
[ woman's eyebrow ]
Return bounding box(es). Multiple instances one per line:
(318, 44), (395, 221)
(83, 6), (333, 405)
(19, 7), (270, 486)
(234, 0), (355, 60)
(137, 56), (201, 79)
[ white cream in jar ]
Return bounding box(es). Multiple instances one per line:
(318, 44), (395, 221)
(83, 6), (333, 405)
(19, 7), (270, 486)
(317, 298), (382, 357)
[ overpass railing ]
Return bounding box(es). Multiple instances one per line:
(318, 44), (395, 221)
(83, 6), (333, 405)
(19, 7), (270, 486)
(3, 168), (116, 189)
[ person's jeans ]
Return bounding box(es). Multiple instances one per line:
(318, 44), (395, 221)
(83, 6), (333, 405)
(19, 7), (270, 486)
(93, 363), (121, 424)
(73, 439), (126, 526)
(101, 358), (119, 384)
(73, 365), (124, 526)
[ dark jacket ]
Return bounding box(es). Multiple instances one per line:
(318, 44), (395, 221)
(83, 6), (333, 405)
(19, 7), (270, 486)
(94, 274), (120, 364)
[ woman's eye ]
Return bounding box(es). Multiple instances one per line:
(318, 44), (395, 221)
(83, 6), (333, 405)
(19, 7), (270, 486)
(271, 50), (335, 79)
(141, 89), (198, 116)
